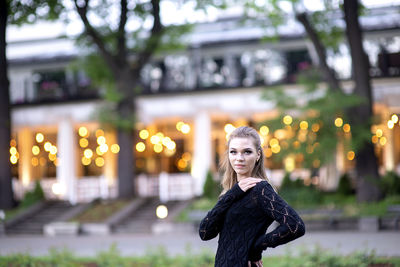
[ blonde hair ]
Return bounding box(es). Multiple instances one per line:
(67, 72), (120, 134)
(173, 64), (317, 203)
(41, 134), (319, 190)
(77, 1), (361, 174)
(220, 126), (272, 194)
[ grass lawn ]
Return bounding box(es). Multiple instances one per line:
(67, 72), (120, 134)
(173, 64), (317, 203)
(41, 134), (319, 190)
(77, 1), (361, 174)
(0, 246), (399, 266)
(71, 199), (131, 223)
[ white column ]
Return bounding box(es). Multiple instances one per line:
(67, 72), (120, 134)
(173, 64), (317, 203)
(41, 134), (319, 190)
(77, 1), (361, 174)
(57, 118), (77, 204)
(159, 172), (169, 203)
(191, 111), (212, 196)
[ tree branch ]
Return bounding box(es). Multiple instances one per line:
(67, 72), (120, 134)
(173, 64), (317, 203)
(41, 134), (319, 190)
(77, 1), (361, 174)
(117, 0), (127, 64)
(133, 0), (163, 74)
(296, 12), (341, 92)
(73, 0), (117, 72)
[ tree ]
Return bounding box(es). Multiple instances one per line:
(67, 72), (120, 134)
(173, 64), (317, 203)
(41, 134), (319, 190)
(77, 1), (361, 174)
(0, 0), (64, 209)
(0, 0), (13, 209)
(242, 0), (382, 202)
(72, 0), (191, 198)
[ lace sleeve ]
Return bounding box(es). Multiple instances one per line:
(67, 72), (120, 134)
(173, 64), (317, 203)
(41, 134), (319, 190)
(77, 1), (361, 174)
(199, 183), (245, 240)
(253, 181), (305, 250)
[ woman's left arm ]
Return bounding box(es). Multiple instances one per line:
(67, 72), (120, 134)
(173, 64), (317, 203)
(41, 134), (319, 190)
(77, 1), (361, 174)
(251, 181), (305, 253)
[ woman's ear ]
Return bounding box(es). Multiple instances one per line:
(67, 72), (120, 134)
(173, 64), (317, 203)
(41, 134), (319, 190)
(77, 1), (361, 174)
(257, 150), (261, 162)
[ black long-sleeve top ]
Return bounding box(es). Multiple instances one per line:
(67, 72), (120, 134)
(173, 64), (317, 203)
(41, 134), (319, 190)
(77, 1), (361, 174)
(199, 181), (305, 267)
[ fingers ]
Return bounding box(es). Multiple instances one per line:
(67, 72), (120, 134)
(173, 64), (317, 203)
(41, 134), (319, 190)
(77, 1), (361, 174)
(238, 177), (262, 192)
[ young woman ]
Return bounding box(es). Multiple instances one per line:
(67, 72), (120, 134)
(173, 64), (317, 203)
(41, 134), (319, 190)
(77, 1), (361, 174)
(199, 126), (305, 267)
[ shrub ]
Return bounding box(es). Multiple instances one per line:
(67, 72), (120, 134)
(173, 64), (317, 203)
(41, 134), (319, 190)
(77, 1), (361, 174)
(202, 170), (220, 200)
(20, 181), (45, 208)
(337, 173), (355, 196)
(380, 171), (400, 196)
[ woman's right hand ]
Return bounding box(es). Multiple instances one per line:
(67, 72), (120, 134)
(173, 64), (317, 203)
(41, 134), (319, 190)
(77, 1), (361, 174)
(238, 177), (262, 192)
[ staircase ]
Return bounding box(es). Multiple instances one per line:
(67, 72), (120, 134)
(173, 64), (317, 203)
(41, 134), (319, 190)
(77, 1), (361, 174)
(6, 201), (73, 235)
(113, 198), (182, 234)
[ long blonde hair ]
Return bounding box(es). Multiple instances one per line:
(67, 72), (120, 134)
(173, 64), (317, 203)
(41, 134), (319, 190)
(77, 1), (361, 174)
(220, 126), (272, 194)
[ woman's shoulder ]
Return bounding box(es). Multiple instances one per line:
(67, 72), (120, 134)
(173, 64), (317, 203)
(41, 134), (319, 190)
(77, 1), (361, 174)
(254, 180), (275, 193)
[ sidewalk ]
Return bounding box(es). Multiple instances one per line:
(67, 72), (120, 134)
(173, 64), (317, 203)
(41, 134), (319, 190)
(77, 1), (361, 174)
(1, 231), (399, 257)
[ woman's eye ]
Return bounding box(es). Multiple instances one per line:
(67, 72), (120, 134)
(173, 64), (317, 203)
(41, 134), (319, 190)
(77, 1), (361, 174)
(229, 151), (236, 154)
(245, 150), (252, 154)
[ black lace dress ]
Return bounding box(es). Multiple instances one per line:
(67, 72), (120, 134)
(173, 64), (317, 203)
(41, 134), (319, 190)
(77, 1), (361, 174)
(199, 181), (305, 267)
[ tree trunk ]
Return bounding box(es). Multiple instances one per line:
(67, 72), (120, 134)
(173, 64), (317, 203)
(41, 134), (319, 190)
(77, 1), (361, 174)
(343, 0), (382, 202)
(0, 0), (15, 209)
(116, 76), (136, 198)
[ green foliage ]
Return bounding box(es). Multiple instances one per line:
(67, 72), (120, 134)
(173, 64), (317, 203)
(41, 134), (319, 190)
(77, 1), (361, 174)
(279, 174), (323, 208)
(20, 181), (45, 208)
(380, 171), (400, 196)
(260, 67), (366, 169)
(8, 0), (65, 25)
(337, 173), (355, 196)
(0, 246), (398, 267)
(202, 170), (220, 200)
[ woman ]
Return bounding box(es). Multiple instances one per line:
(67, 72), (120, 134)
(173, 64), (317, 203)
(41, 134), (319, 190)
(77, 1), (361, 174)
(199, 126), (305, 267)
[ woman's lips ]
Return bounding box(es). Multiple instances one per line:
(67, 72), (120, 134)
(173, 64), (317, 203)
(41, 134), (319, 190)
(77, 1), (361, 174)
(235, 165), (246, 168)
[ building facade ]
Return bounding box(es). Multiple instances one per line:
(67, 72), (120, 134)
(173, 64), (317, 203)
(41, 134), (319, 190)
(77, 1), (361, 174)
(7, 6), (400, 203)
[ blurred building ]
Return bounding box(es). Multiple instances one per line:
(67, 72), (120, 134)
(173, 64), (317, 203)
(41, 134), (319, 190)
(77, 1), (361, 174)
(7, 6), (400, 203)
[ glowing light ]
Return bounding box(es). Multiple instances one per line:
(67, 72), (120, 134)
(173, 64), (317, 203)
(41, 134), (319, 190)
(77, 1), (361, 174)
(154, 144), (163, 153)
(96, 146), (104, 156)
(99, 144), (108, 153)
(35, 133), (44, 143)
(260, 125), (269, 135)
(95, 157), (105, 167)
(52, 183), (64, 195)
(156, 205), (168, 219)
(335, 117), (343, 127)
(164, 148), (176, 156)
(265, 148), (273, 158)
(10, 155), (18, 164)
(224, 123), (236, 134)
(284, 156), (295, 172)
(283, 115), (293, 125)
(177, 159), (187, 169)
(376, 129), (383, 137)
(39, 157), (46, 166)
(95, 129), (104, 138)
(271, 145), (281, 154)
(293, 141), (300, 149)
(79, 138), (89, 148)
(388, 120), (395, 129)
(44, 142), (52, 152)
(181, 124), (191, 134)
(391, 114), (399, 123)
(156, 132), (164, 139)
(84, 148), (93, 158)
(182, 152), (191, 161)
(150, 135), (161, 145)
(78, 127), (88, 137)
(139, 129), (149, 139)
(311, 123), (320, 132)
(313, 159), (321, 168)
(111, 144), (120, 153)
(176, 121), (185, 131)
(347, 151), (355, 161)
(136, 142), (146, 152)
(50, 146), (57, 155)
(81, 157), (91, 166)
(380, 137), (387, 146)
(97, 136), (106, 145)
(48, 153), (57, 161)
(10, 147), (17, 155)
(31, 157), (39, 166)
(274, 129), (286, 140)
(10, 139), (17, 147)
(166, 141), (176, 150)
(269, 138), (279, 147)
(299, 121), (308, 130)
(162, 137), (172, 146)
(371, 135), (379, 144)
(343, 124), (351, 133)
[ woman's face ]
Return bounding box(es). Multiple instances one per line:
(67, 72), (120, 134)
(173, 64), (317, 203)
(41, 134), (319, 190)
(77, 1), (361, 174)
(228, 137), (260, 180)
